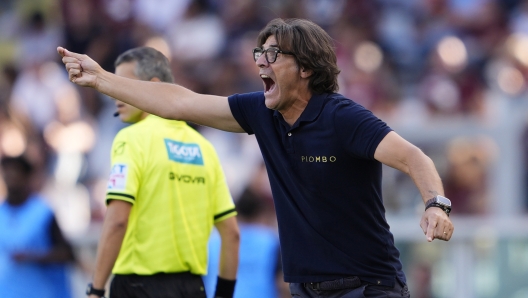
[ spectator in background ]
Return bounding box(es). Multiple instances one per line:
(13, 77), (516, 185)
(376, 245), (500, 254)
(443, 136), (496, 214)
(0, 64), (43, 164)
(204, 178), (281, 298)
(16, 10), (62, 70)
(0, 64), (48, 200)
(61, 0), (124, 117)
(0, 155), (75, 298)
(167, 0), (225, 63)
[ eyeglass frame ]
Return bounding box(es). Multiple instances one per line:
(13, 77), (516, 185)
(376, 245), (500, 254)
(253, 47), (295, 63)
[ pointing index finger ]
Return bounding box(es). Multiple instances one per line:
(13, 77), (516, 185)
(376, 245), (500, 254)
(57, 46), (66, 58)
(57, 47), (85, 60)
(426, 217), (437, 242)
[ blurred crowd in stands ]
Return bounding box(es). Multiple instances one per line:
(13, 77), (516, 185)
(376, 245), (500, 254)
(2, 0), (527, 229)
(1, 0), (528, 296)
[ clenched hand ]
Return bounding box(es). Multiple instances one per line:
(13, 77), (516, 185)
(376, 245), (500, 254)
(57, 47), (102, 88)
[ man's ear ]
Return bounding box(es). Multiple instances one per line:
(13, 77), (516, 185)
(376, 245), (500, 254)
(300, 68), (313, 78)
(150, 77), (161, 82)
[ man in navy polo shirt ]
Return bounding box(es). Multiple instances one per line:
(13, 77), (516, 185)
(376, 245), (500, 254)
(59, 18), (454, 298)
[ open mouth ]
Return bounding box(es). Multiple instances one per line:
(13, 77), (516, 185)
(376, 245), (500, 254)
(261, 75), (275, 93)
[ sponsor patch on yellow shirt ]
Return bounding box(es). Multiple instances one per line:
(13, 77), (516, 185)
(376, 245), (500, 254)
(108, 163), (128, 190)
(164, 139), (204, 165)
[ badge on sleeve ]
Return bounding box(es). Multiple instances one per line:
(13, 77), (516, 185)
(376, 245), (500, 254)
(108, 163), (128, 190)
(114, 142), (126, 156)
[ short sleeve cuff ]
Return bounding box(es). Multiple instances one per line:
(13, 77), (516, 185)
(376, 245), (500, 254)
(214, 208), (237, 222)
(106, 192), (136, 205)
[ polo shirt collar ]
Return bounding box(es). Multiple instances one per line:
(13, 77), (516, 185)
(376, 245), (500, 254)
(273, 92), (329, 129)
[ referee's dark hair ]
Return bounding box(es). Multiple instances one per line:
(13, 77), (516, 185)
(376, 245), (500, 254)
(114, 47), (174, 84)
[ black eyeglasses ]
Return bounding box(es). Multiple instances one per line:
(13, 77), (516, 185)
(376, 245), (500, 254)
(253, 47), (294, 63)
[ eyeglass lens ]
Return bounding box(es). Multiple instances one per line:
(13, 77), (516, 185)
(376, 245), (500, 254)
(253, 48), (279, 63)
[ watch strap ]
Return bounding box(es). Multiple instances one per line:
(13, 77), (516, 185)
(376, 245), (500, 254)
(86, 283), (105, 297)
(424, 197), (436, 207)
(425, 202), (451, 216)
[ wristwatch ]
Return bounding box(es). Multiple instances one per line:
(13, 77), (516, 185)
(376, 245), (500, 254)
(425, 195), (451, 216)
(86, 283), (105, 297)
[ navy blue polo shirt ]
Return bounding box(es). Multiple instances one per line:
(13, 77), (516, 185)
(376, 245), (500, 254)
(228, 91), (406, 286)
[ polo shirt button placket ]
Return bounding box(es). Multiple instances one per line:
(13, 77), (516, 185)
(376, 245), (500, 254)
(285, 132), (294, 153)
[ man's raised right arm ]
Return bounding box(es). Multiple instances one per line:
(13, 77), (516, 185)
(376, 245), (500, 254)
(57, 47), (244, 132)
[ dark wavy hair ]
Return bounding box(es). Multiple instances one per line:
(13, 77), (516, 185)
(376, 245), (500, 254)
(257, 18), (340, 94)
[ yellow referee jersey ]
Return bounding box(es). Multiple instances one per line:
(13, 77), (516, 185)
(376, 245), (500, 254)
(106, 115), (236, 276)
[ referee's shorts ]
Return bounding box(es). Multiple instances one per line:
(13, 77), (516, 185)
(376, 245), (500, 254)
(110, 272), (206, 298)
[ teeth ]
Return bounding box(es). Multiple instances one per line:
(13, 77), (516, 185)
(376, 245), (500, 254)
(260, 74), (269, 78)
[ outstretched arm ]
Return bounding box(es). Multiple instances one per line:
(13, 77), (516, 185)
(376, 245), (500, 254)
(57, 47), (244, 132)
(374, 131), (454, 242)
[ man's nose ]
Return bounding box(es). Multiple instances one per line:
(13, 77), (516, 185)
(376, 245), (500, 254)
(256, 54), (268, 67)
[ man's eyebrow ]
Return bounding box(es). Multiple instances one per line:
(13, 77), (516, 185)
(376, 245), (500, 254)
(263, 44), (280, 49)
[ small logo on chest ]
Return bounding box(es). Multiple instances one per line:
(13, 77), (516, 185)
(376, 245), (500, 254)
(301, 156), (337, 162)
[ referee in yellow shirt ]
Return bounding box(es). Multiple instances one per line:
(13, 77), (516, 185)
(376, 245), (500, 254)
(85, 47), (240, 298)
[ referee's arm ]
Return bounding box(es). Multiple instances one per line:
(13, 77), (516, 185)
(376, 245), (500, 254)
(90, 200), (132, 296)
(214, 216), (240, 297)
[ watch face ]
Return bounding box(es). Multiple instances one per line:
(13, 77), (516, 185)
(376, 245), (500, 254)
(436, 195), (451, 207)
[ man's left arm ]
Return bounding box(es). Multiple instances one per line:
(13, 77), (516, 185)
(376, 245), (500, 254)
(213, 216), (240, 298)
(374, 131), (454, 242)
(89, 200), (132, 297)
